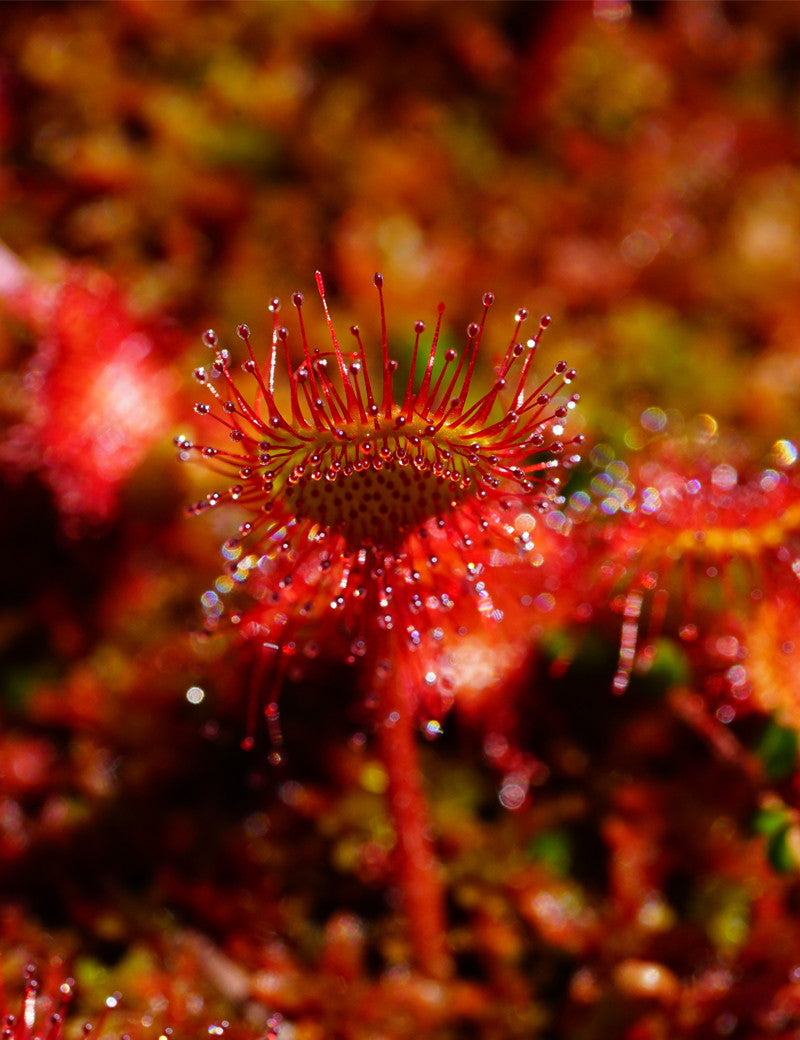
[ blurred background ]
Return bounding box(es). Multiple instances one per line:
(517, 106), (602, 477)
(4, 0), (800, 444)
(2, 2), (800, 1038)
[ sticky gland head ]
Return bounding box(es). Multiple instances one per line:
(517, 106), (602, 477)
(181, 272), (581, 559)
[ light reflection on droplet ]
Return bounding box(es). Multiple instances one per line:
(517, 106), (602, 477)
(773, 439), (798, 467)
(760, 468), (781, 492)
(589, 443), (615, 468)
(726, 664), (747, 689)
(591, 472), (614, 495)
(711, 464), (737, 491)
(484, 733), (509, 761)
(569, 490), (591, 513)
(621, 229), (659, 267)
(545, 509), (567, 531)
(594, 0), (631, 24)
(640, 406), (667, 433)
(514, 512), (537, 534)
(692, 413), (718, 442)
(498, 778), (526, 811)
(24, 988), (35, 1029)
(715, 635), (739, 659)
(186, 686), (205, 705)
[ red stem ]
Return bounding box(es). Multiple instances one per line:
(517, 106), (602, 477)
(373, 664), (452, 979)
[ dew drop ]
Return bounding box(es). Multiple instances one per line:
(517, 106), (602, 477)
(292, 292), (304, 307)
(268, 298), (281, 313)
(202, 329), (218, 348)
(373, 272), (384, 288)
(237, 324), (250, 339)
